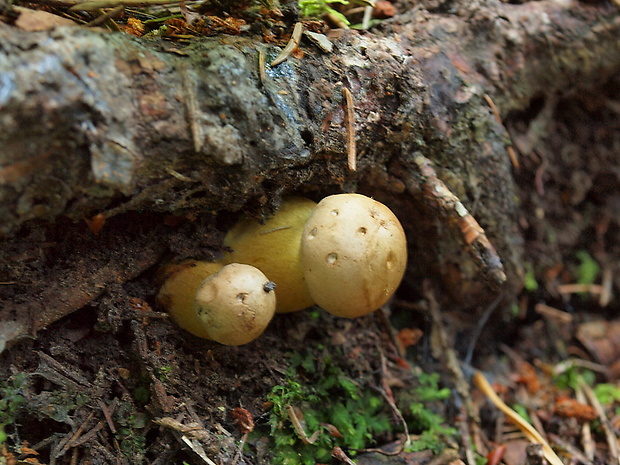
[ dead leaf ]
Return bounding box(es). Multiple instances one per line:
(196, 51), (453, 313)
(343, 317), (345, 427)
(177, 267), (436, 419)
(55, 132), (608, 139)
(576, 320), (620, 366)
(553, 396), (597, 422)
(14, 6), (76, 31)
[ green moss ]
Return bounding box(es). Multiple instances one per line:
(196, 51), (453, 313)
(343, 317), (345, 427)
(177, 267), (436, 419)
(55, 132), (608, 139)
(0, 373), (27, 445)
(262, 351), (392, 464)
(299, 0), (350, 25)
(523, 262), (539, 291)
(575, 250), (599, 286)
(594, 383), (620, 406)
(261, 354), (458, 463)
(405, 373), (457, 454)
(553, 366), (595, 391)
(114, 403), (149, 460)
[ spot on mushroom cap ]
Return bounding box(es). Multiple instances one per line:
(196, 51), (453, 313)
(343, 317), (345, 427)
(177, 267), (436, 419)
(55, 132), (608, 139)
(222, 197), (317, 313)
(301, 194), (407, 318)
(195, 263), (276, 345)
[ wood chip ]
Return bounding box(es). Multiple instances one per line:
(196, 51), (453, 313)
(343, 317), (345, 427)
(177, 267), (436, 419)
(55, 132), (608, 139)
(303, 31), (333, 53)
(271, 22), (303, 67)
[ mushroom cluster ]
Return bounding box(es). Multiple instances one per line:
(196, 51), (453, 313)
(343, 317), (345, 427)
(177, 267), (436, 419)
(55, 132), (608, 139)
(156, 194), (407, 345)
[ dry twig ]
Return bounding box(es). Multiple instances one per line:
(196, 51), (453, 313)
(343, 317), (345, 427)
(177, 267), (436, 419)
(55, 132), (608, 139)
(575, 385), (595, 461)
(343, 87), (356, 171)
(473, 371), (565, 465)
(286, 405), (320, 445)
(581, 380), (620, 464)
(402, 156), (507, 290)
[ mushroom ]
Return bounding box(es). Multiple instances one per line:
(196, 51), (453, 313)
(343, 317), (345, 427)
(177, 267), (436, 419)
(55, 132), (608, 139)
(222, 197), (317, 313)
(300, 193), (407, 318)
(195, 263), (276, 345)
(156, 260), (224, 339)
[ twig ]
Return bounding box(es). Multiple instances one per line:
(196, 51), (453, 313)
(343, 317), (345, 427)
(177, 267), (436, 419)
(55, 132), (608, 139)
(70, 421), (105, 448)
(325, 12), (349, 28)
(581, 380), (620, 464)
(506, 146), (519, 170)
(332, 446), (356, 464)
(70, 448), (78, 465)
(231, 432), (249, 465)
(271, 22), (303, 66)
(404, 155), (507, 290)
(473, 371), (565, 465)
(181, 64), (202, 153)
(556, 283), (603, 295)
(464, 292), (503, 365)
(534, 303), (572, 324)
(575, 385), (595, 461)
(548, 433), (594, 465)
(97, 399), (118, 434)
(84, 5), (124, 26)
(483, 93), (519, 170)
(286, 405), (320, 445)
(375, 307), (406, 358)
(483, 93), (502, 123)
(55, 411), (96, 458)
(553, 358), (607, 377)
(599, 266), (613, 307)
(424, 282), (478, 422)
(361, 4), (373, 30)
(70, 0), (183, 10)
(258, 50), (266, 86)
(37, 351), (93, 388)
(166, 168), (194, 182)
(354, 386), (409, 456)
(343, 87), (356, 171)
(458, 414), (476, 465)
(534, 155), (548, 196)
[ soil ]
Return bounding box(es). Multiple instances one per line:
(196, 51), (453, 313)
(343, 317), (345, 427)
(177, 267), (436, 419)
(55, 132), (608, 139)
(2, 5), (620, 465)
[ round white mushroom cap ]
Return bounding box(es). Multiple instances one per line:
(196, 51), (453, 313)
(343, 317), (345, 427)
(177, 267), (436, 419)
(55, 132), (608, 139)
(195, 263), (277, 345)
(301, 194), (407, 318)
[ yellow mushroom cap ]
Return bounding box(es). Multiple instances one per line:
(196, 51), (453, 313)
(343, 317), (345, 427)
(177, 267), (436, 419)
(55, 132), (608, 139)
(156, 260), (224, 339)
(222, 197), (317, 313)
(300, 194), (407, 318)
(195, 263), (276, 346)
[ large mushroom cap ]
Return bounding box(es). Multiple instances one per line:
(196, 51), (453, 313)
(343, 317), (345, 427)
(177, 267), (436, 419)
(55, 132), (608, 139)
(222, 197), (317, 313)
(301, 194), (407, 318)
(195, 263), (277, 345)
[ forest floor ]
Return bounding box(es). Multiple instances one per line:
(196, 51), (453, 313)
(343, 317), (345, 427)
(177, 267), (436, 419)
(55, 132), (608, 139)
(1, 1), (620, 465)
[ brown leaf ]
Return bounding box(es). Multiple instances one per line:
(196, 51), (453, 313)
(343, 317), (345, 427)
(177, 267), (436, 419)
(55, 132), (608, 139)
(14, 6), (76, 31)
(231, 407), (254, 434)
(553, 396), (597, 422)
(576, 320), (620, 366)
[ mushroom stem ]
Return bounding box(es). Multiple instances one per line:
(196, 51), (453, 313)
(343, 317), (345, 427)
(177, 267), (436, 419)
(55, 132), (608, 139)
(156, 260), (223, 339)
(222, 197), (317, 313)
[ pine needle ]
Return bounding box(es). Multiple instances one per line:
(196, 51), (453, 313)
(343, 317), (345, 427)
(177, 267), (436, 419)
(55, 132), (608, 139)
(473, 371), (565, 465)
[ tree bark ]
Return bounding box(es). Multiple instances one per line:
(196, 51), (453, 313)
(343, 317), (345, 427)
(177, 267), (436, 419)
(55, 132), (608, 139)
(1, 0), (619, 344)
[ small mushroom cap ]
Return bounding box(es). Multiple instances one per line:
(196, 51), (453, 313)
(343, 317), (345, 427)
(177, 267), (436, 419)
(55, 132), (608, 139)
(195, 263), (276, 345)
(156, 260), (223, 339)
(301, 194), (407, 318)
(222, 197), (317, 313)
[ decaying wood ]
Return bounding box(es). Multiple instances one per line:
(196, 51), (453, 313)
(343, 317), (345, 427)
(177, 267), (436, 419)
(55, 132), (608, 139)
(1, 0), (619, 344)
